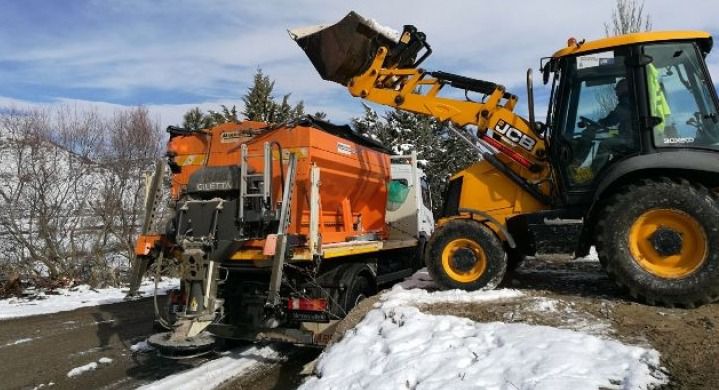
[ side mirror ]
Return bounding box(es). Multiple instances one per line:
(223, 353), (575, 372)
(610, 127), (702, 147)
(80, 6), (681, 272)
(526, 68), (537, 135)
(534, 121), (546, 134)
(540, 57), (552, 84)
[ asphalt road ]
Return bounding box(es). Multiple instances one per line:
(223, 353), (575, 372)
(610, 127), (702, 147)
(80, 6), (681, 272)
(0, 297), (219, 390)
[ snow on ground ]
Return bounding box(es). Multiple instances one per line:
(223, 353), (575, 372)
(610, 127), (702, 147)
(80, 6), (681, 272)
(300, 270), (667, 390)
(98, 357), (113, 364)
(66, 357), (115, 378)
(2, 337), (33, 347)
(575, 246), (600, 262)
(66, 362), (98, 378)
(137, 346), (283, 390)
(0, 278), (179, 320)
(130, 339), (155, 353)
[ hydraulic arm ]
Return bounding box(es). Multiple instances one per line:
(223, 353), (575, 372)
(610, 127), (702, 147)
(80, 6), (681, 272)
(291, 12), (552, 203)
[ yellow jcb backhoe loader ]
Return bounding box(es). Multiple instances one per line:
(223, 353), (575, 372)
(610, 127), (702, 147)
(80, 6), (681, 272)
(292, 12), (719, 307)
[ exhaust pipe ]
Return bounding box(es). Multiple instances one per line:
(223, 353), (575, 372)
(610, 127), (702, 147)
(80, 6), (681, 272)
(289, 11), (431, 86)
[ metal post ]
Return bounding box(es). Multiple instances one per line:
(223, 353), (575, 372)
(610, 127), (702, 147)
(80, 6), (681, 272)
(263, 142), (272, 211)
(239, 143), (248, 222)
(266, 153), (297, 308)
(309, 164), (321, 256)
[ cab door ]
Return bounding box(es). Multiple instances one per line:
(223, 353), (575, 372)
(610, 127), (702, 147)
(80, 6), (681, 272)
(552, 47), (642, 203)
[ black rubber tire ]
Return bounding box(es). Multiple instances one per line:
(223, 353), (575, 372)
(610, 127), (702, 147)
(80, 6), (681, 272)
(425, 219), (507, 291)
(506, 247), (526, 273)
(338, 274), (374, 315)
(413, 237), (428, 271)
(596, 178), (719, 307)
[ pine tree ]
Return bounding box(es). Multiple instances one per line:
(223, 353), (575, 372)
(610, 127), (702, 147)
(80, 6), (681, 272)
(352, 105), (476, 215)
(221, 105), (239, 123)
(182, 107), (206, 131)
(242, 69), (276, 122)
(180, 69), (305, 128)
(240, 69), (305, 124)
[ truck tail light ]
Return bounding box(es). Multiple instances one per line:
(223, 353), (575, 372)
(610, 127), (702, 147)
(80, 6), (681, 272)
(287, 297), (328, 312)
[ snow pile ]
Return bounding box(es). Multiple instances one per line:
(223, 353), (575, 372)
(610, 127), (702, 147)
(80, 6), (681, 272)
(576, 246), (600, 262)
(66, 357), (115, 378)
(66, 362), (98, 378)
(531, 296), (559, 312)
(384, 285), (523, 308)
(138, 346), (282, 390)
(301, 272), (666, 390)
(363, 17), (401, 42)
(0, 278), (179, 320)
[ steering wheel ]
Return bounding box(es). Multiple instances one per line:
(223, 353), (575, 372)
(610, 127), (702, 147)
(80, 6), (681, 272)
(579, 116), (611, 137)
(578, 116), (610, 133)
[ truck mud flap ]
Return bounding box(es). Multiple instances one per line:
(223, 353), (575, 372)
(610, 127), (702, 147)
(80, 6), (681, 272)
(208, 321), (339, 346)
(289, 11), (399, 86)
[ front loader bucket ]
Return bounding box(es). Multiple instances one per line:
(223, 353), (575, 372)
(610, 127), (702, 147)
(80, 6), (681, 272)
(290, 11), (429, 86)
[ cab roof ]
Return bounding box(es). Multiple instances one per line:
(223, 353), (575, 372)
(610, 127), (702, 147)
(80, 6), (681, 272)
(552, 30), (713, 58)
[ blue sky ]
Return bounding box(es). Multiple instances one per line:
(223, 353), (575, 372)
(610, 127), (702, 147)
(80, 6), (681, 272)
(1, 0), (718, 127)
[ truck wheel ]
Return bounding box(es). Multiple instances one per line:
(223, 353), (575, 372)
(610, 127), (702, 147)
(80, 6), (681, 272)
(596, 178), (719, 307)
(413, 237), (428, 271)
(425, 219), (507, 291)
(338, 274), (373, 315)
(506, 247), (526, 273)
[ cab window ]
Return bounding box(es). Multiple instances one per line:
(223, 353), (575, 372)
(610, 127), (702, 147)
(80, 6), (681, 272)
(387, 179), (410, 211)
(644, 43), (719, 150)
(420, 177), (432, 209)
(559, 48), (639, 186)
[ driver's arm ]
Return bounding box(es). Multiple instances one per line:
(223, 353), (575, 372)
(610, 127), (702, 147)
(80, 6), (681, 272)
(598, 106), (620, 128)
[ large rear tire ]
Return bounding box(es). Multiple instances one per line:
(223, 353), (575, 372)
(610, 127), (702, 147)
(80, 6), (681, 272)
(336, 274), (374, 316)
(425, 219), (507, 291)
(596, 178), (719, 307)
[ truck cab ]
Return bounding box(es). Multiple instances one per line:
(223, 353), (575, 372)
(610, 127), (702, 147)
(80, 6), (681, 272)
(387, 153), (434, 236)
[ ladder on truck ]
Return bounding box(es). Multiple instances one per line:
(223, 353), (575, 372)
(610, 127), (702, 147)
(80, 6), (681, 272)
(238, 142), (273, 227)
(266, 152), (298, 309)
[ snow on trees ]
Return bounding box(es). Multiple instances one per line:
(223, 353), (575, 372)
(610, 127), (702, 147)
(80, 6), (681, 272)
(0, 107), (163, 288)
(352, 104), (476, 215)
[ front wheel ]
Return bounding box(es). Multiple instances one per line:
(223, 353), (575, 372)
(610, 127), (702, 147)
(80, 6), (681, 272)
(597, 178), (719, 307)
(425, 219), (507, 291)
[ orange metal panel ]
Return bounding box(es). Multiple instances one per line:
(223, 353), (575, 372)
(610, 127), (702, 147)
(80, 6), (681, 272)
(162, 121), (391, 261)
(244, 125), (391, 243)
(166, 121), (267, 199)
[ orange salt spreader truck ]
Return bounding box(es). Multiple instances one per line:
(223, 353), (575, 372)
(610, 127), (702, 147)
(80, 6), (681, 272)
(127, 117), (434, 356)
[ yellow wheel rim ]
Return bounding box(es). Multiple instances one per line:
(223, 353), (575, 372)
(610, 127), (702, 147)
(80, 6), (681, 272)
(441, 238), (487, 283)
(628, 208), (708, 279)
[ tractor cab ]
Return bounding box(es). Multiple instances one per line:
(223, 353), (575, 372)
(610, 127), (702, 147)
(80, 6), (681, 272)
(542, 32), (719, 205)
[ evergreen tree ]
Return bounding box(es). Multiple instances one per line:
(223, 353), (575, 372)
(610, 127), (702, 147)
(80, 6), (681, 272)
(242, 69), (276, 122)
(353, 105), (476, 215)
(180, 69), (306, 128)
(221, 105), (239, 123)
(240, 69), (305, 124)
(182, 107), (216, 131)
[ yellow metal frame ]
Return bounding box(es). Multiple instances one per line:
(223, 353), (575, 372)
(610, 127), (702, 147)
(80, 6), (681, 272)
(552, 30), (711, 58)
(347, 47), (548, 169)
(228, 239), (419, 264)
